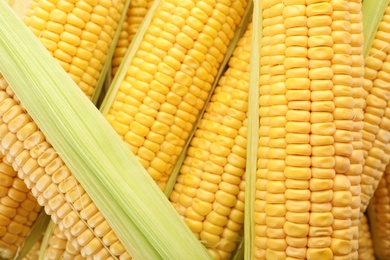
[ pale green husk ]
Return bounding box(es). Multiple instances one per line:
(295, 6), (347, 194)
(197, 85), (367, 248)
(15, 211), (50, 260)
(38, 220), (56, 260)
(362, 0), (390, 58)
(244, 0), (261, 259)
(0, 2), (211, 259)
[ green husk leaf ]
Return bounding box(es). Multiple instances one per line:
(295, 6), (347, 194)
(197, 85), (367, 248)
(38, 220), (56, 260)
(244, 0), (261, 259)
(362, 0), (390, 58)
(0, 2), (211, 259)
(16, 210), (50, 260)
(230, 235), (244, 260)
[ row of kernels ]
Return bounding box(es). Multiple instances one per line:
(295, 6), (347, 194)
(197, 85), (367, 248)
(305, 2), (335, 260)
(254, 1), (274, 258)
(200, 107), (246, 252)
(329, 1), (355, 258)
(203, 152), (246, 259)
(282, 2), (311, 259)
(346, 1), (364, 258)
(264, 1), (288, 259)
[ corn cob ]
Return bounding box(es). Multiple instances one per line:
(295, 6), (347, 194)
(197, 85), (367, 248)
(263, 1), (288, 259)
(357, 214), (375, 260)
(111, 0), (154, 76)
(5, 0), (390, 259)
(170, 21), (251, 260)
(0, 156), (42, 259)
(102, 0), (248, 192)
(309, 1), (361, 258)
(253, 0), (364, 259)
(347, 1), (365, 258)
(360, 4), (390, 213)
(22, 0), (127, 100)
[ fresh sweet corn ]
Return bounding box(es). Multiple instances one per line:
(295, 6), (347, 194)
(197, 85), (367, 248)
(170, 21), (251, 260)
(23, 0), (126, 100)
(102, 0), (248, 191)
(5, 0), (390, 258)
(347, 1), (365, 257)
(0, 0), (215, 257)
(254, 1), (363, 259)
(111, 0), (155, 76)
